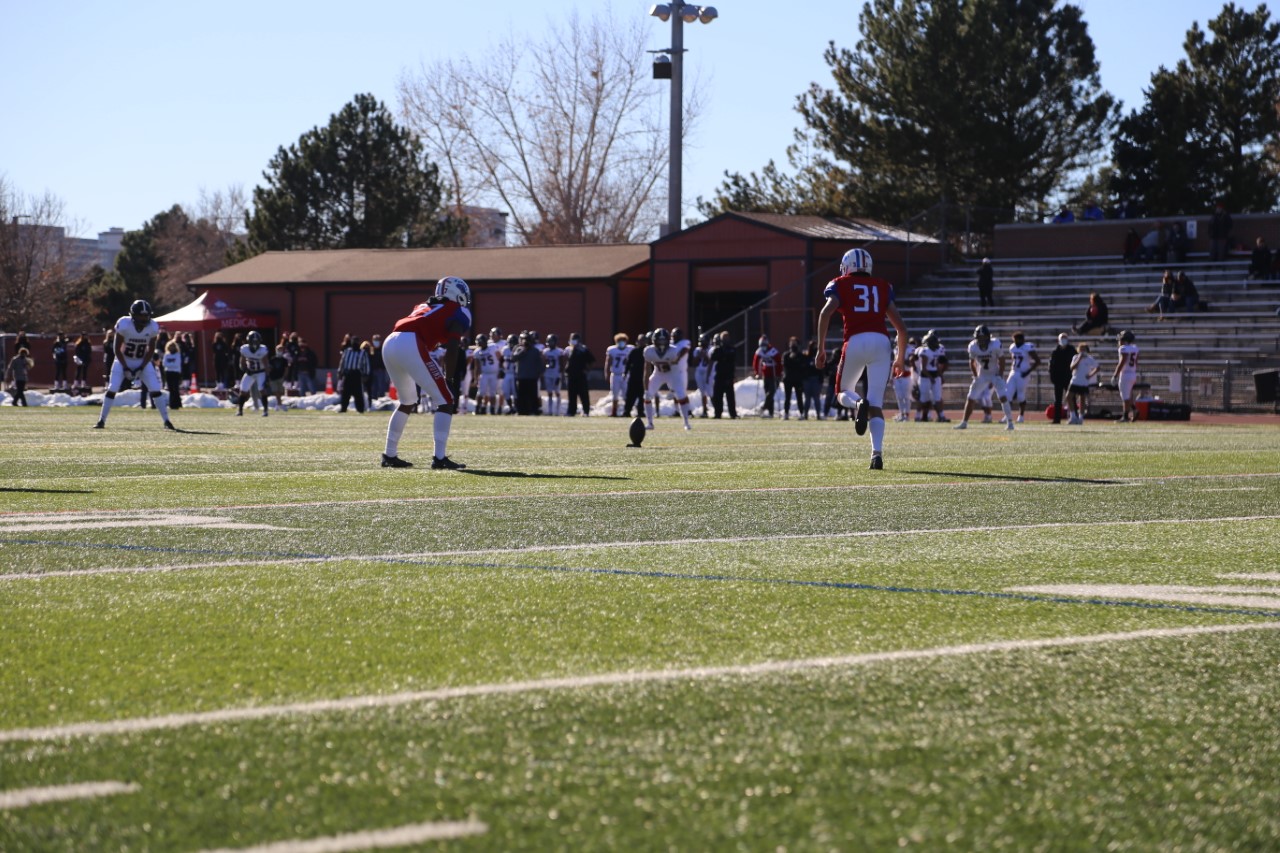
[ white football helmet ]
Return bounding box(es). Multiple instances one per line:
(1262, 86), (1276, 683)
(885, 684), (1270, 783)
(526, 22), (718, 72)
(247, 330), (262, 347)
(434, 276), (471, 307)
(840, 248), (873, 275)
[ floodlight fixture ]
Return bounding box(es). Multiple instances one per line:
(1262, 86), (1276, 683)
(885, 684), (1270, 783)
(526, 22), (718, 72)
(648, 4), (671, 22)
(698, 6), (718, 23)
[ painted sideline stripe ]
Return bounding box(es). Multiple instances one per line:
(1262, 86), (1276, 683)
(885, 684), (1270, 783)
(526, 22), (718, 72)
(196, 820), (488, 853)
(5, 470), (1278, 518)
(6, 513), (1280, 582)
(1221, 572), (1280, 581)
(0, 780), (139, 809)
(1010, 584), (1280, 609)
(3, 622), (1276, 745)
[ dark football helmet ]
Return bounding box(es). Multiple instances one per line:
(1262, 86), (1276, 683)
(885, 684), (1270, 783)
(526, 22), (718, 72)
(247, 331), (262, 347)
(652, 327), (671, 354)
(924, 330), (940, 349)
(475, 333), (489, 348)
(973, 324), (990, 343)
(1118, 329), (1136, 344)
(546, 333), (559, 347)
(130, 300), (152, 325)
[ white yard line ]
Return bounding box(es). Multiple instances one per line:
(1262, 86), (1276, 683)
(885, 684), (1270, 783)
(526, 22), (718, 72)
(196, 820), (488, 852)
(1221, 572), (1280, 581)
(1009, 584), (1280, 609)
(0, 780), (139, 810)
(6, 513), (1280, 582)
(3, 622), (1276, 745)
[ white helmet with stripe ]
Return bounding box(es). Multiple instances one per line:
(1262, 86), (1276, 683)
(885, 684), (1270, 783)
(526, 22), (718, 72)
(840, 248), (873, 276)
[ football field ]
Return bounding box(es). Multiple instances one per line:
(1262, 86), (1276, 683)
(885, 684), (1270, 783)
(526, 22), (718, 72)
(2, 406), (1279, 851)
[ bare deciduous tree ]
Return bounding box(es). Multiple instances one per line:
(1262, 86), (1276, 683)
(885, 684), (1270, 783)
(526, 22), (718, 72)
(397, 7), (700, 245)
(0, 177), (92, 332)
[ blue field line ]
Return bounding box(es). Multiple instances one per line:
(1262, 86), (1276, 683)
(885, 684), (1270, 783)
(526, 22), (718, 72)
(385, 556), (1280, 621)
(9, 537), (1280, 621)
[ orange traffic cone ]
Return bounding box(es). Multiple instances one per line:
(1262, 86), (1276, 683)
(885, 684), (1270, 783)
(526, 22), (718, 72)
(388, 382), (398, 401)
(325, 371), (335, 394)
(190, 373), (198, 394)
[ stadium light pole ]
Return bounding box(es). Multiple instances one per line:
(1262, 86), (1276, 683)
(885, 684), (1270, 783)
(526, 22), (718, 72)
(649, 4), (718, 237)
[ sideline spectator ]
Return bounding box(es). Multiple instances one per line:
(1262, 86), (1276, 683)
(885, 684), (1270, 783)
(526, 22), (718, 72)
(977, 257), (995, 307)
(161, 339), (183, 409)
(5, 347), (33, 406)
(1052, 205), (1075, 223)
(1138, 223), (1165, 263)
(781, 337), (806, 419)
(73, 333), (92, 395)
(212, 331), (233, 392)
(623, 332), (648, 418)
(1066, 343), (1099, 425)
(513, 332), (544, 415)
(1249, 237), (1273, 281)
(1048, 333), (1075, 424)
(709, 331), (738, 419)
(368, 334), (389, 399)
(51, 332), (69, 392)
(1072, 291), (1110, 336)
(1122, 228), (1141, 265)
(294, 339), (318, 395)
(802, 340), (825, 421)
(1209, 201), (1233, 261)
(1167, 223), (1189, 263)
(1082, 200), (1104, 221)
(564, 332), (595, 416)
(267, 343), (290, 411)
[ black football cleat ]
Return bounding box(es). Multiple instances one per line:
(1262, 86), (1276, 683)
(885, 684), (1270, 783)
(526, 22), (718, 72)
(869, 453), (883, 470)
(430, 455), (466, 470)
(163, 421), (176, 431)
(92, 420), (105, 429)
(854, 399), (869, 436)
(381, 454), (413, 468)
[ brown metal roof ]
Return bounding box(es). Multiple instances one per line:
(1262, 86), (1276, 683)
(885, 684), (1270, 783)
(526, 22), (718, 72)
(728, 212), (941, 244)
(191, 244), (651, 286)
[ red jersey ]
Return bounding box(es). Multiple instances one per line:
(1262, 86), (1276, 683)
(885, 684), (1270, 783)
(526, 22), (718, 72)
(393, 301), (472, 362)
(823, 273), (897, 338)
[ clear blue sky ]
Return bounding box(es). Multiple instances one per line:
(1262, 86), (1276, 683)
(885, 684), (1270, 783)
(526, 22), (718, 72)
(3, 0), (1220, 239)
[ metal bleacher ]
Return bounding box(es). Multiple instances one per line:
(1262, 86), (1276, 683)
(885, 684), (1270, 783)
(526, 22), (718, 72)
(897, 256), (1280, 413)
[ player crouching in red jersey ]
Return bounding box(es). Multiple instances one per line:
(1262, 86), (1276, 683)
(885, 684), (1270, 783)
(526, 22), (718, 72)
(380, 276), (473, 470)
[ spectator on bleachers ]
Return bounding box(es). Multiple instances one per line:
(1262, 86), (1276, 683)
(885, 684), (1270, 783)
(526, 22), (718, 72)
(1082, 200), (1104, 221)
(1052, 205), (1075, 224)
(977, 257), (995, 307)
(1122, 228), (1141, 265)
(1209, 201), (1233, 262)
(1146, 269), (1176, 319)
(1249, 237), (1272, 281)
(1072, 291), (1110, 336)
(1113, 199), (1141, 219)
(1138, 223), (1165, 263)
(1171, 271), (1200, 314)
(1167, 223), (1189, 264)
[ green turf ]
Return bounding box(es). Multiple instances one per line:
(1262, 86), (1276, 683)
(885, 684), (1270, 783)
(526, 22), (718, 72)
(2, 406), (1278, 850)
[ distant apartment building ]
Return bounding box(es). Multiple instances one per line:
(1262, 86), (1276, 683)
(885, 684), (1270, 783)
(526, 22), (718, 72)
(457, 206), (508, 247)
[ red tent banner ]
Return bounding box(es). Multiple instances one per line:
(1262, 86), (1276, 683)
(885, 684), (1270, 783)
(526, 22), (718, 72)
(153, 292), (277, 332)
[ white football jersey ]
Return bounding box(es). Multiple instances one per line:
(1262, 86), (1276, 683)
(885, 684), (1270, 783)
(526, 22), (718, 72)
(606, 344), (631, 375)
(1117, 343), (1140, 374)
(916, 344), (946, 375)
(473, 343), (500, 376)
(1009, 341), (1038, 376)
(644, 344), (676, 372)
(967, 338), (1003, 376)
(113, 316), (159, 368)
(240, 344), (270, 373)
(542, 346), (564, 376)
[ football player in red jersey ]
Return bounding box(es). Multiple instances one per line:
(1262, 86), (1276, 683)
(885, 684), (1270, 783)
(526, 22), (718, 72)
(380, 276), (473, 469)
(814, 248), (908, 470)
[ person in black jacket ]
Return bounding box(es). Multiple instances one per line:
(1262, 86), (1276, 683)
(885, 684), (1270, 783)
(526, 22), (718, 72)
(1048, 332), (1076, 424)
(623, 332), (648, 418)
(563, 332), (595, 416)
(781, 337), (807, 419)
(709, 331), (738, 419)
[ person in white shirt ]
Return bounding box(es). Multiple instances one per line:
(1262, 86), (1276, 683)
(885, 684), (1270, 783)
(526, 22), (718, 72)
(94, 300), (174, 430)
(913, 331), (949, 422)
(644, 328), (692, 430)
(1067, 343), (1100, 424)
(605, 333), (632, 417)
(471, 334), (502, 414)
(1005, 330), (1041, 422)
(891, 337), (916, 421)
(954, 325), (1014, 430)
(1112, 329), (1141, 423)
